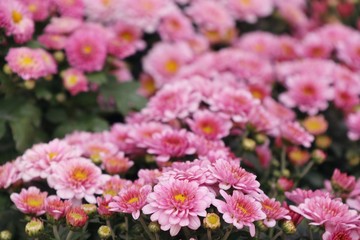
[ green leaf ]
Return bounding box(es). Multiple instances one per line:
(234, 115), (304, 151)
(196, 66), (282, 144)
(0, 119), (6, 139)
(26, 40), (42, 49)
(45, 108), (68, 123)
(9, 118), (35, 151)
(35, 84), (52, 100)
(54, 117), (108, 138)
(87, 72), (108, 85)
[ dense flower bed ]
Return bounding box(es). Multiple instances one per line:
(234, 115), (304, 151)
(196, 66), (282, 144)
(1, 0), (360, 240)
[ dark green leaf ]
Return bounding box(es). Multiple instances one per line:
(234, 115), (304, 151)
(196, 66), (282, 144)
(0, 119), (6, 139)
(87, 72), (108, 85)
(54, 117), (108, 138)
(9, 118), (35, 151)
(45, 108), (68, 123)
(26, 40), (42, 49)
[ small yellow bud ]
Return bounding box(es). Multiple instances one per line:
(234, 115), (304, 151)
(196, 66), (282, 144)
(242, 138), (256, 151)
(3, 64), (12, 75)
(203, 213), (221, 230)
(56, 93), (66, 103)
(254, 133), (267, 145)
(24, 80), (36, 90)
(81, 204), (97, 216)
(0, 230), (12, 240)
(25, 219), (44, 237)
(281, 220), (296, 235)
(53, 51), (65, 63)
(255, 221), (268, 232)
(148, 222), (161, 233)
(98, 225), (111, 240)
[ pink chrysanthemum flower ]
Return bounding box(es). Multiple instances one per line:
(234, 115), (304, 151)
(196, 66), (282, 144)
(101, 176), (132, 197)
(280, 74), (333, 115)
(299, 32), (333, 59)
(117, 0), (174, 33)
(65, 25), (108, 72)
(187, 110), (232, 140)
(47, 158), (109, 203)
(290, 196), (360, 226)
(279, 121), (314, 148)
(143, 42), (194, 86)
(45, 196), (72, 221)
(209, 87), (259, 123)
(53, 0), (84, 18)
(275, 36), (299, 61)
(158, 10), (194, 41)
(36, 49), (57, 76)
(285, 188), (331, 205)
(10, 187), (48, 216)
(108, 21), (145, 59)
(209, 159), (261, 195)
(145, 129), (196, 162)
(337, 32), (360, 70)
(22, 0), (51, 21)
(248, 106), (279, 136)
(331, 169), (356, 193)
(302, 115), (328, 136)
(0, 0), (34, 43)
(346, 112), (360, 141)
(142, 179), (214, 236)
(102, 152), (134, 175)
(144, 82), (201, 121)
(0, 161), (19, 189)
(82, 140), (118, 162)
(225, 0), (274, 23)
(255, 144), (272, 168)
(347, 180), (360, 211)
(108, 124), (138, 153)
(138, 169), (162, 185)
(5, 47), (47, 80)
(263, 97), (295, 122)
(66, 207), (88, 228)
(62, 68), (89, 96)
(109, 184), (152, 220)
(20, 139), (82, 181)
(213, 190), (266, 237)
(323, 224), (360, 240)
(259, 196), (290, 227)
(84, 0), (121, 23)
(38, 34), (67, 50)
(44, 17), (83, 35)
(127, 122), (171, 148)
(97, 195), (114, 218)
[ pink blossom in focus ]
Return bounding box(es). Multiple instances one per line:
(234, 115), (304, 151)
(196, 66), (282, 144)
(331, 169), (356, 193)
(323, 224), (360, 240)
(259, 196), (290, 227)
(102, 152), (134, 175)
(285, 188), (331, 205)
(101, 176), (132, 197)
(45, 196), (72, 221)
(10, 186), (47, 216)
(280, 121), (314, 148)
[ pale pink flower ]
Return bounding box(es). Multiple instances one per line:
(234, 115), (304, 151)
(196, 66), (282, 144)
(21, 0), (51, 21)
(143, 42), (194, 86)
(276, 2), (309, 32)
(5, 47), (47, 80)
(102, 152), (134, 175)
(138, 169), (162, 185)
(20, 139), (82, 181)
(280, 74), (333, 115)
(187, 110), (232, 140)
(53, 0), (84, 18)
(62, 68), (89, 96)
(158, 10), (194, 41)
(109, 184), (151, 220)
(337, 32), (360, 70)
(107, 21), (145, 59)
(0, 161), (19, 189)
(44, 17), (83, 34)
(236, 31), (278, 59)
(64, 131), (94, 146)
(225, 0), (274, 23)
(36, 49), (57, 76)
(346, 112), (360, 141)
(145, 129), (196, 162)
(45, 196), (72, 221)
(208, 87), (259, 123)
(275, 36), (299, 61)
(285, 188), (331, 205)
(84, 0), (121, 23)
(10, 187), (47, 216)
(331, 169), (356, 193)
(263, 98), (295, 122)
(248, 106), (279, 136)
(144, 82), (201, 121)
(213, 190), (266, 237)
(127, 122), (171, 148)
(47, 158), (109, 203)
(65, 25), (108, 72)
(290, 196), (360, 226)
(323, 224), (360, 240)
(259, 196), (290, 227)
(82, 140), (118, 162)
(142, 179), (214, 236)
(279, 121), (314, 147)
(97, 195), (114, 218)
(108, 124), (138, 153)
(0, 0), (34, 43)
(38, 34), (67, 50)
(101, 176), (132, 197)
(298, 33), (333, 59)
(117, 0), (174, 33)
(210, 159), (261, 195)
(317, 23), (355, 47)
(347, 179), (360, 211)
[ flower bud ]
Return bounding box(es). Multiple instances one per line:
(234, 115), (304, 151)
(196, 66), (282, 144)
(255, 220), (268, 232)
(148, 222), (161, 233)
(66, 207), (89, 230)
(53, 51), (65, 63)
(0, 230), (12, 240)
(81, 204), (97, 216)
(315, 135), (331, 149)
(281, 220), (296, 235)
(98, 225), (111, 240)
(56, 93), (66, 103)
(276, 177), (294, 192)
(3, 64), (12, 75)
(242, 138), (256, 151)
(24, 80), (36, 90)
(281, 169), (290, 178)
(203, 213), (220, 230)
(254, 133), (267, 145)
(25, 219), (44, 237)
(311, 149), (326, 164)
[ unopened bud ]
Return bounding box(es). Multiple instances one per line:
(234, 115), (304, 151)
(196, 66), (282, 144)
(281, 220), (296, 235)
(145, 154), (155, 163)
(282, 169), (290, 178)
(3, 64), (12, 75)
(255, 221), (268, 232)
(81, 204), (97, 216)
(312, 149), (326, 164)
(254, 133), (267, 145)
(242, 138), (256, 151)
(203, 213), (221, 230)
(44, 75), (53, 81)
(315, 135), (331, 149)
(56, 93), (66, 103)
(53, 51), (65, 63)
(66, 207), (89, 230)
(0, 230), (12, 240)
(277, 177), (294, 192)
(24, 80), (36, 90)
(25, 219), (44, 237)
(148, 222), (161, 233)
(98, 225), (111, 240)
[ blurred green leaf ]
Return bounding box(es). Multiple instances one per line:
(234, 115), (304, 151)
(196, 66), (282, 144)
(87, 72), (108, 85)
(45, 108), (68, 123)
(35, 84), (52, 100)
(54, 117), (108, 138)
(0, 119), (6, 139)
(9, 118), (35, 151)
(26, 40), (42, 49)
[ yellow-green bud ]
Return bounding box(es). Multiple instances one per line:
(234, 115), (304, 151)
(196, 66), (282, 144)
(24, 80), (36, 90)
(25, 219), (44, 237)
(81, 204), (97, 216)
(282, 169), (290, 178)
(98, 225), (111, 240)
(281, 220), (296, 235)
(0, 230), (12, 240)
(148, 222), (161, 233)
(254, 133), (267, 145)
(53, 51), (65, 63)
(56, 93), (66, 103)
(3, 64), (12, 75)
(203, 213), (221, 230)
(242, 138), (256, 151)
(44, 75), (53, 81)
(255, 221), (268, 232)
(145, 154), (156, 163)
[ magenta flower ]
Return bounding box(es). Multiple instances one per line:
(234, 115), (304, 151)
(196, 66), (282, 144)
(225, 0), (274, 23)
(0, 161), (19, 189)
(285, 188), (331, 205)
(142, 179), (214, 236)
(53, 0), (84, 18)
(97, 195), (114, 218)
(47, 158), (109, 203)
(109, 184), (151, 220)
(101, 176), (132, 197)
(213, 190), (266, 237)
(331, 169), (356, 193)
(259, 197), (290, 227)
(279, 121), (314, 148)
(158, 10), (194, 41)
(10, 187), (48, 216)
(346, 112), (360, 141)
(44, 17), (83, 35)
(323, 223), (360, 240)
(45, 196), (72, 221)
(21, 0), (51, 21)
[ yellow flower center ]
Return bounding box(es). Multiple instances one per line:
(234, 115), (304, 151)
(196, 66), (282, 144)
(103, 189), (117, 197)
(164, 59), (179, 74)
(302, 85), (315, 96)
(174, 194), (187, 203)
(207, 214), (219, 225)
(102, 0), (111, 6)
(28, 4), (37, 13)
(72, 168), (88, 181)
(201, 124), (214, 134)
(82, 45), (92, 55)
(12, 10), (23, 24)
(26, 196), (43, 207)
(240, 0), (251, 6)
(120, 32), (134, 42)
(20, 56), (34, 67)
(236, 203), (248, 215)
(67, 75), (79, 87)
(127, 197), (139, 204)
(48, 152), (58, 160)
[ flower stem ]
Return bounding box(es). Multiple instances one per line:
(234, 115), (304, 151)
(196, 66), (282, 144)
(207, 229), (212, 240)
(270, 230), (283, 240)
(281, 146), (287, 173)
(125, 216), (129, 240)
(299, 161), (315, 179)
(183, 227), (191, 239)
(221, 225), (233, 240)
(52, 225), (61, 240)
(65, 230), (74, 240)
(139, 215), (155, 240)
(155, 232), (160, 240)
(106, 219), (116, 240)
